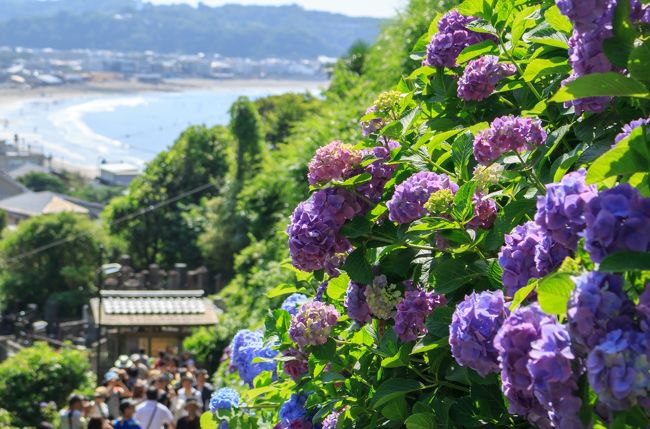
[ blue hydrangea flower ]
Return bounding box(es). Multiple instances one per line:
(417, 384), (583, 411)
(281, 293), (309, 316)
(279, 394), (311, 428)
(449, 291), (508, 377)
(209, 388), (240, 412)
(587, 329), (650, 410)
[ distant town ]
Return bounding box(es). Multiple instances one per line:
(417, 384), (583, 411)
(0, 46), (337, 88)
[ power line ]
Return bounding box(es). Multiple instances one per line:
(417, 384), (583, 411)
(1, 182), (215, 264)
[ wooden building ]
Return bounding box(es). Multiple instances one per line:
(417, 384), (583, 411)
(89, 289), (218, 371)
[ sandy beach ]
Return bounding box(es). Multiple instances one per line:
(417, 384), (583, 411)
(0, 77), (327, 105)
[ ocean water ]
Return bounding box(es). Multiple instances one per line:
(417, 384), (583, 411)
(0, 82), (323, 171)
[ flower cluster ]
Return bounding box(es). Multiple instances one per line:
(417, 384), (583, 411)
(494, 304), (571, 428)
(394, 287), (446, 342)
(357, 140), (400, 207)
(457, 56), (516, 101)
(473, 116), (547, 165)
(424, 10), (495, 68)
(289, 300), (340, 348)
(473, 163), (503, 190)
(209, 388), (240, 413)
(449, 291), (508, 376)
(587, 329), (650, 410)
(387, 172), (458, 223)
(281, 293), (309, 316)
(639, 288), (650, 333)
(279, 394), (312, 429)
(364, 275), (402, 319)
(583, 183), (650, 263)
(556, 0), (617, 113)
(499, 222), (551, 296)
(566, 272), (635, 352)
(282, 347), (309, 381)
(287, 188), (361, 272)
(230, 329), (277, 386)
(374, 90), (402, 112)
(468, 193), (497, 229)
(322, 410), (342, 429)
(615, 116), (650, 144)
(535, 169), (597, 248)
(424, 189), (454, 214)
(344, 281), (372, 324)
(360, 106), (385, 137)
(527, 323), (583, 429)
(307, 140), (362, 186)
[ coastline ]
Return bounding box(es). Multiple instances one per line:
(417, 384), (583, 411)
(0, 77), (328, 105)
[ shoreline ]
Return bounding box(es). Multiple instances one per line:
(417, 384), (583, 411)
(0, 77), (328, 105)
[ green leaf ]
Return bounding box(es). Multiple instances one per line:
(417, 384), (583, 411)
(509, 281), (536, 311)
(411, 336), (448, 355)
(629, 40), (650, 83)
(456, 40), (499, 64)
(266, 283), (297, 298)
(342, 248), (373, 284)
(405, 413), (437, 429)
(371, 378), (425, 408)
(537, 272), (575, 315)
(599, 252), (650, 272)
(544, 5), (572, 33)
(587, 126), (650, 183)
(339, 172), (372, 187)
(451, 182), (477, 222)
(451, 132), (474, 180)
(522, 58), (570, 82)
(312, 338), (337, 361)
(528, 35), (569, 49)
(327, 272), (350, 301)
(424, 306), (454, 339)
(431, 256), (483, 294)
(381, 396), (409, 422)
(382, 343), (412, 368)
(340, 216), (373, 239)
(427, 128), (465, 153)
(550, 73), (650, 102)
(379, 247), (417, 278)
(200, 412), (219, 429)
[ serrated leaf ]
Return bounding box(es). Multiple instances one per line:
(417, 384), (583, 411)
(522, 57), (569, 82)
(267, 283), (298, 298)
(599, 251), (650, 272)
(381, 396), (409, 422)
(629, 40), (650, 83)
(587, 126), (650, 183)
(456, 40), (499, 64)
(405, 413), (437, 429)
(342, 248), (373, 284)
(509, 281), (536, 311)
(544, 5), (572, 33)
(550, 73), (650, 102)
(537, 272), (574, 315)
(371, 378), (425, 408)
(327, 272), (350, 301)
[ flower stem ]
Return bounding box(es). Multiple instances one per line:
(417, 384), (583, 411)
(515, 152), (546, 195)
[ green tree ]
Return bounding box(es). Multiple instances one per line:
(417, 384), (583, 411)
(0, 212), (109, 315)
(104, 125), (231, 268)
(230, 97), (264, 185)
(17, 171), (67, 193)
(0, 209), (6, 233)
(0, 342), (92, 427)
(255, 93), (320, 148)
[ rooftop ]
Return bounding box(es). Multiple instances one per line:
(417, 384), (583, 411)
(90, 289), (218, 327)
(100, 163), (140, 175)
(0, 191), (89, 217)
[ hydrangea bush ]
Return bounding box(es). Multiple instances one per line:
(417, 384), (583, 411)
(203, 1), (650, 428)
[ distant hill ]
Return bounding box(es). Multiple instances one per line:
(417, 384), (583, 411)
(0, 1), (382, 59)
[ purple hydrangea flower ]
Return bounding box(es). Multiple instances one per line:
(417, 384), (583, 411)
(360, 106), (385, 137)
(322, 410), (342, 429)
(567, 272), (635, 353)
(449, 291), (509, 376)
(468, 193), (498, 229)
(287, 188), (362, 272)
(615, 117), (650, 144)
(279, 394), (312, 429)
(493, 304), (554, 428)
(424, 10), (496, 68)
(307, 140), (362, 185)
(638, 287), (650, 333)
(473, 116), (547, 165)
(344, 281), (372, 324)
(357, 140), (400, 208)
(281, 294), (309, 316)
(282, 347), (309, 381)
(535, 169), (597, 249)
(230, 329), (263, 370)
(387, 172), (459, 223)
(457, 55), (516, 101)
(209, 388), (240, 413)
(527, 323), (583, 429)
(631, 0), (650, 23)
(587, 329), (650, 410)
(394, 287), (446, 342)
(583, 184), (650, 263)
(556, 0), (617, 113)
(499, 222), (569, 297)
(289, 300), (340, 348)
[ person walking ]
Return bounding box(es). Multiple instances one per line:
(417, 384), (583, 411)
(114, 399), (141, 429)
(175, 399), (200, 429)
(59, 395), (85, 429)
(135, 387), (175, 429)
(87, 387), (110, 419)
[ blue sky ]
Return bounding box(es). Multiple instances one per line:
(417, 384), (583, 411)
(146, 0), (407, 18)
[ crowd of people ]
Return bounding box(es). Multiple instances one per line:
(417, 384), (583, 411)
(56, 350), (213, 429)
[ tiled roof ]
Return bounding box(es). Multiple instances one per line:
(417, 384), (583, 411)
(90, 290), (218, 327)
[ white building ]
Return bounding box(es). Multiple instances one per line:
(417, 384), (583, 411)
(99, 163), (139, 186)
